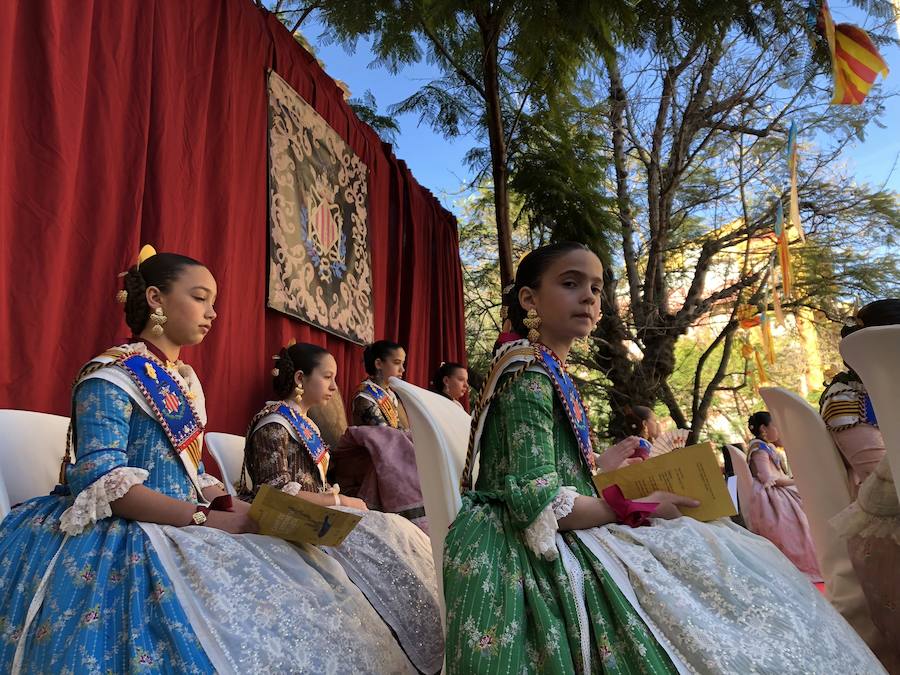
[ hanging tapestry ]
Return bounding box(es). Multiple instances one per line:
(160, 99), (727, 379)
(266, 70), (374, 345)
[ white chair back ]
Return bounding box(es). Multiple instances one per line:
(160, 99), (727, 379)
(726, 445), (755, 531)
(840, 325), (900, 501)
(759, 386), (878, 643)
(0, 409), (70, 519)
(204, 432), (250, 496)
(389, 377), (472, 625)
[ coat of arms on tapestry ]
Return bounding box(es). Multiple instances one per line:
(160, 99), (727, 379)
(266, 70), (374, 344)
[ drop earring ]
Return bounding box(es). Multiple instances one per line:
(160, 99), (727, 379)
(523, 308), (542, 343)
(149, 307), (167, 337)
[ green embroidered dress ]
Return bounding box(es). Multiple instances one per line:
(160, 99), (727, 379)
(443, 353), (676, 674)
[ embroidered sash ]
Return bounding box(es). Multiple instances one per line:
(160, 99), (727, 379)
(249, 403), (331, 487)
(116, 352), (205, 469)
(533, 344), (596, 472)
(359, 381), (401, 428)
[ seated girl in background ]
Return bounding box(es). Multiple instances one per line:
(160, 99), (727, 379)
(429, 361), (469, 407)
(819, 299), (900, 492)
(0, 248), (415, 673)
(352, 340), (409, 430)
(443, 241), (881, 674)
(828, 298), (900, 672)
(242, 341), (444, 673)
(745, 411), (822, 581)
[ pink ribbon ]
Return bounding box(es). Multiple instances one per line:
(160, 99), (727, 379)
(601, 484), (658, 527)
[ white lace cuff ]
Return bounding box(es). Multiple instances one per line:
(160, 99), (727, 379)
(523, 487), (579, 561)
(197, 472), (225, 490)
(59, 467), (149, 535)
(552, 486), (578, 518)
(281, 482), (304, 496)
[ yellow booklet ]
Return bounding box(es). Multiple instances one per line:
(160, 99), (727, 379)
(592, 442), (736, 522)
(249, 484), (362, 547)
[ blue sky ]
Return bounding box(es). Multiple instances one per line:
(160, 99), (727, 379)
(300, 7), (900, 215)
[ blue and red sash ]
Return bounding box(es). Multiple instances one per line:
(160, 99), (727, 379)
(116, 352), (204, 469)
(534, 344), (596, 472)
(274, 403), (329, 467)
(359, 380), (401, 428)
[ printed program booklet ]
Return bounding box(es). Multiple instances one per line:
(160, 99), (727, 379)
(249, 484), (362, 546)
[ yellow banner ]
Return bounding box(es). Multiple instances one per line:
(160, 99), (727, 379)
(249, 484), (362, 547)
(592, 442), (737, 522)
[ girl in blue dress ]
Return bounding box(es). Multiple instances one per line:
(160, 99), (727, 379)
(0, 248), (414, 673)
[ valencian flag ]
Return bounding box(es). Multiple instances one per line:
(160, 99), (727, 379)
(810, 0), (889, 105)
(786, 122), (806, 243)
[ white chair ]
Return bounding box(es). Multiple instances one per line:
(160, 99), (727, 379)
(390, 377), (472, 626)
(0, 410), (70, 519)
(727, 445), (755, 532)
(759, 386), (879, 645)
(841, 325), (900, 501)
(726, 475), (738, 511)
(204, 432), (251, 496)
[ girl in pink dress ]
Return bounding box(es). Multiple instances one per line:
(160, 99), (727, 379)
(746, 411), (823, 582)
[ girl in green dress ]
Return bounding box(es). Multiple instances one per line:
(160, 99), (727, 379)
(444, 243), (693, 674)
(444, 242), (885, 675)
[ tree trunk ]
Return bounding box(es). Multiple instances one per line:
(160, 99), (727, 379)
(480, 21), (513, 288)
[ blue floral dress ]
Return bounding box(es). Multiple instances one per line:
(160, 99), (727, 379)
(0, 377), (213, 673)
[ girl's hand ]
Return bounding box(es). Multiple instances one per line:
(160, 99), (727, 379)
(204, 510), (259, 534)
(597, 436), (644, 472)
(340, 496), (369, 511)
(634, 491), (700, 520)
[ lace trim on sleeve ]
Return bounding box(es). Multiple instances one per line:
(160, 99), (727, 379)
(197, 472), (225, 490)
(59, 467), (149, 535)
(522, 487), (579, 561)
(281, 481), (304, 496)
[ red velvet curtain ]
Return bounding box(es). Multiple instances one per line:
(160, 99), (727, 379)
(0, 0), (466, 436)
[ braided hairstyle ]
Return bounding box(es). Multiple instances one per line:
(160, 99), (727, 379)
(363, 340), (404, 377)
(747, 411), (772, 439)
(430, 361), (466, 397)
(272, 343), (330, 398)
(120, 253), (204, 334)
(501, 241), (591, 338)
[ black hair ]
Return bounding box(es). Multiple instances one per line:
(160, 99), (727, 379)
(363, 340), (404, 376)
(272, 342), (331, 398)
(502, 241), (592, 338)
(121, 252), (205, 334)
(747, 411), (772, 439)
(857, 298), (900, 328)
(430, 361), (466, 398)
(623, 405), (654, 436)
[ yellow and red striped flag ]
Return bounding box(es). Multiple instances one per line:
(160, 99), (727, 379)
(816, 0), (889, 105)
(774, 201), (793, 298)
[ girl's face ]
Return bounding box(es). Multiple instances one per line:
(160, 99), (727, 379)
(376, 348), (406, 382)
(518, 249), (603, 345)
(444, 367), (469, 401)
(146, 266), (217, 346)
(760, 421), (781, 445)
(298, 354), (338, 407)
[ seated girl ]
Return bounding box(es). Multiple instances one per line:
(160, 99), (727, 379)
(430, 361), (469, 407)
(443, 241), (881, 674)
(352, 340), (410, 429)
(0, 248), (417, 673)
(745, 411), (822, 582)
(242, 342), (444, 672)
(819, 300), (900, 493)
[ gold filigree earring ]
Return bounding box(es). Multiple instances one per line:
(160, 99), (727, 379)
(523, 308), (542, 343)
(149, 307), (168, 337)
(293, 381), (304, 404)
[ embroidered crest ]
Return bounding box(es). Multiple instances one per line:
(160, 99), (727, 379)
(116, 352), (204, 469)
(275, 404), (329, 467)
